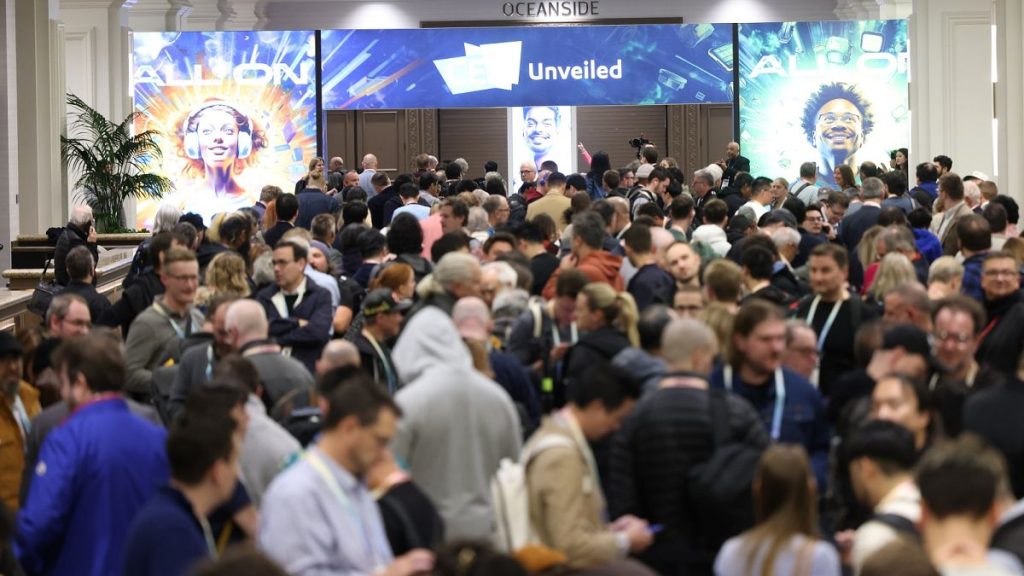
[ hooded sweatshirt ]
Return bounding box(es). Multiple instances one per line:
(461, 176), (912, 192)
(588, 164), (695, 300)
(542, 250), (624, 300)
(391, 307), (523, 542)
(691, 224), (731, 257)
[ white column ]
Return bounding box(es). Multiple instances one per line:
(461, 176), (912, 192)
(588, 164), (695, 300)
(993, 0), (1023, 203)
(909, 0), (993, 180)
(13, 0), (64, 234)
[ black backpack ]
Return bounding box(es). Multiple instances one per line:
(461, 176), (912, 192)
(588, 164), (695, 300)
(872, 512), (920, 541)
(688, 389), (765, 549)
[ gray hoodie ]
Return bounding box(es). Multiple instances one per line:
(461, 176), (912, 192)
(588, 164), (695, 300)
(391, 307), (523, 542)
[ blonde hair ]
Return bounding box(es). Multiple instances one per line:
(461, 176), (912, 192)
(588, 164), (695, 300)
(306, 157), (326, 191)
(196, 251), (251, 307)
(870, 252), (917, 300)
(857, 225), (884, 269)
(699, 303), (735, 361)
(580, 283), (639, 347)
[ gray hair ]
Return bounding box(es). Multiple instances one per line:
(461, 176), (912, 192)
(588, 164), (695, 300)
(693, 169), (715, 187)
(876, 225), (916, 254)
(46, 293), (88, 327)
(453, 158), (469, 174)
(771, 227), (801, 250)
(252, 251), (275, 288)
(153, 204), (182, 234)
(419, 252), (481, 298)
(319, 340), (361, 372)
(861, 176), (884, 200)
(224, 299), (269, 342)
(964, 180), (982, 203)
(467, 206), (489, 232)
(660, 318), (718, 372)
(929, 255), (965, 284)
(482, 261), (518, 292)
(784, 319), (816, 346)
(70, 205), (93, 227)
(484, 171), (505, 188)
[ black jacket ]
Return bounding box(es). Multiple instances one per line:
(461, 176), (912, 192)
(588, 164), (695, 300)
(54, 223), (97, 286)
(978, 292), (1024, 376)
(256, 278), (333, 374)
(97, 270), (164, 336)
(966, 378), (1024, 498)
(262, 221), (294, 249)
(62, 280), (111, 324)
(367, 187), (399, 229)
(609, 386), (768, 575)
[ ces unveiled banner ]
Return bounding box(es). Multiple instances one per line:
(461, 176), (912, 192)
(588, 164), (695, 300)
(320, 24), (735, 109)
(737, 20), (909, 189)
(132, 31), (318, 228)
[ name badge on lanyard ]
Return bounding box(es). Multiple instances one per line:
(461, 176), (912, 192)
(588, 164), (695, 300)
(723, 365), (786, 441)
(804, 295), (842, 389)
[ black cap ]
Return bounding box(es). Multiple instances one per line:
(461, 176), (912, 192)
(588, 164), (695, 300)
(179, 213), (206, 231)
(0, 332), (23, 357)
(362, 288), (412, 317)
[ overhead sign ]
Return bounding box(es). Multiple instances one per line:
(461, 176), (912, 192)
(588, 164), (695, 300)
(320, 24), (734, 109)
(500, 1), (600, 18)
(737, 20), (909, 188)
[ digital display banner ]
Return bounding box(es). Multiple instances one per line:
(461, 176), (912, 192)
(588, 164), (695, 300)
(132, 31), (318, 228)
(508, 106), (576, 193)
(320, 24), (734, 110)
(737, 20), (909, 189)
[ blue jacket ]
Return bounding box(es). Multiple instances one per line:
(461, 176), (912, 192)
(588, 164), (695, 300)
(914, 228), (944, 264)
(122, 486), (210, 576)
(962, 252), (988, 301)
(709, 365), (831, 490)
(257, 277), (333, 374)
(295, 188), (340, 230)
(16, 397), (168, 576)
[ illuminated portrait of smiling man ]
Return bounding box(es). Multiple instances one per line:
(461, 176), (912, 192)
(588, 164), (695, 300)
(801, 82), (875, 188)
(522, 106), (561, 170)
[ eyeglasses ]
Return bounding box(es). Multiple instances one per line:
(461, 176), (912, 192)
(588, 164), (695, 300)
(983, 269), (1017, 278)
(935, 330), (972, 344)
(818, 112), (862, 125)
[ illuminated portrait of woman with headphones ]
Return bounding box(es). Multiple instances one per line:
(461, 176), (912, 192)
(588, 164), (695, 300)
(176, 100), (268, 222)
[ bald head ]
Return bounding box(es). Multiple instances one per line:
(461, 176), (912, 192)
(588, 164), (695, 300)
(329, 157), (344, 171)
(661, 318), (718, 375)
(452, 296), (493, 341)
(316, 340), (361, 376)
(225, 300), (269, 350)
(362, 154), (378, 169)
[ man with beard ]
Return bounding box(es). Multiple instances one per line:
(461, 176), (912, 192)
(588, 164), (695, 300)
(801, 82), (875, 188)
(522, 106), (562, 170)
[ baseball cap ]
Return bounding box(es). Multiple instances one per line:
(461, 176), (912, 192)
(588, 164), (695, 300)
(362, 288), (411, 317)
(179, 212), (206, 231)
(635, 164), (654, 179)
(965, 171), (990, 182)
(0, 333), (23, 357)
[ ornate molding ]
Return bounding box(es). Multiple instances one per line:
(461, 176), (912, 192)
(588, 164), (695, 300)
(405, 110), (420, 169)
(422, 109), (437, 156)
(684, 104), (700, 175)
(667, 105), (684, 165)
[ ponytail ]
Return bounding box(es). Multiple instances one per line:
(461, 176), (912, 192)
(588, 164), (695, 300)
(614, 291), (640, 348)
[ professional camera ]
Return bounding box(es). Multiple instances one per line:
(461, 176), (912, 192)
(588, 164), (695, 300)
(628, 135), (652, 159)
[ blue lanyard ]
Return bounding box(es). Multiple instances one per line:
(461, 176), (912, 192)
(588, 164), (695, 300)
(723, 365), (786, 441)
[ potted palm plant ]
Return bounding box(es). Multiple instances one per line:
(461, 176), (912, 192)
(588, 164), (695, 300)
(61, 94), (173, 232)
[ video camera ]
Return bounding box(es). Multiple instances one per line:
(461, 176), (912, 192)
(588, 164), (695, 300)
(628, 135), (652, 159)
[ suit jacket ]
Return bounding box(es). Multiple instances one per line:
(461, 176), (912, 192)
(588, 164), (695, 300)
(257, 278), (333, 374)
(723, 155), (750, 184)
(295, 188), (340, 230)
(930, 202), (974, 256)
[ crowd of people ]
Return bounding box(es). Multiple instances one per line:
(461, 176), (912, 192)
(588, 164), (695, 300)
(5, 143), (1024, 576)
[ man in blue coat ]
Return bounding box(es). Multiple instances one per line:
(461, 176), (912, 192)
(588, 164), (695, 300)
(709, 299), (831, 490)
(257, 238), (332, 374)
(16, 336), (169, 576)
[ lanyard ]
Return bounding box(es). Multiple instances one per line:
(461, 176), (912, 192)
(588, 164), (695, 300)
(11, 395), (30, 443)
(305, 450), (386, 569)
(154, 302), (192, 340)
(723, 365), (786, 441)
(198, 515), (217, 559)
(551, 322), (578, 348)
(362, 331), (397, 394)
(805, 295), (843, 353)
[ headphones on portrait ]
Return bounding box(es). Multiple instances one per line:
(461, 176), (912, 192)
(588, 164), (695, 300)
(183, 100), (253, 160)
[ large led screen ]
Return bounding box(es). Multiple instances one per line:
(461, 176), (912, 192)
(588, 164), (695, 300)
(508, 106), (576, 193)
(320, 24), (735, 109)
(738, 20), (909, 189)
(132, 31), (318, 228)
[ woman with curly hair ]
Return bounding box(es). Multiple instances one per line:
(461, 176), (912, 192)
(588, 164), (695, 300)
(194, 251), (251, 311)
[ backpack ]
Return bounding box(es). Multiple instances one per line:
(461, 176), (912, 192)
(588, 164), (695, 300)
(491, 434), (574, 554)
(628, 187), (656, 220)
(687, 389), (765, 550)
(871, 512), (920, 541)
